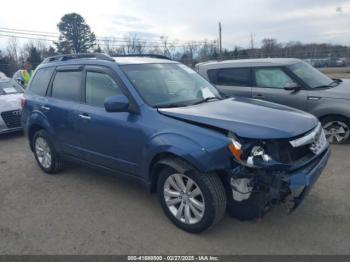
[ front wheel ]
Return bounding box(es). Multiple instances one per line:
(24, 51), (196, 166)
(321, 116), (350, 144)
(157, 164), (226, 233)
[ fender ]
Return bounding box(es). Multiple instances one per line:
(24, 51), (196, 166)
(140, 131), (231, 181)
(26, 110), (57, 150)
(309, 99), (350, 119)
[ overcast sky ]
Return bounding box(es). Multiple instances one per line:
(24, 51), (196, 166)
(0, 0), (350, 49)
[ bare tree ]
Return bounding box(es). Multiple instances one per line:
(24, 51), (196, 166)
(6, 37), (19, 64)
(123, 33), (146, 55)
(261, 38), (281, 57)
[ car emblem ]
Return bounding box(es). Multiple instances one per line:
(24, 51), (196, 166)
(12, 110), (21, 116)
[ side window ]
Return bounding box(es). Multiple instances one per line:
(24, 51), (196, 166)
(51, 71), (82, 102)
(29, 67), (54, 96)
(255, 68), (295, 89)
(85, 71), (122, 107)
(208, 68), (251, 86)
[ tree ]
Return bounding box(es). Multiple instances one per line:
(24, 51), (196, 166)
(56, 13), (96, 54)
(261, 38), (281, 57)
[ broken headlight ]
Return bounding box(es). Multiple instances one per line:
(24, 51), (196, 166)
(227, 132), (273, 168)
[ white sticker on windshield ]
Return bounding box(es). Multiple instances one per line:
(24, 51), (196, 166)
(201, 87), (214, 99)
(178, 64), (196, 74)
(3, 87), (17, 94)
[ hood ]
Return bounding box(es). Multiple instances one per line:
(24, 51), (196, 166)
(159, 97), (318, 139)
(315, 79), (350, 100)
(0, 93), (23, 111)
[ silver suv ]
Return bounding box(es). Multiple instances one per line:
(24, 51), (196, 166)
(196, 58), (350, 144)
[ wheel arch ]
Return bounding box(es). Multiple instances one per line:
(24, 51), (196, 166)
(28, 123), (45, 151)
(318, 114), (350, 123)
(149, 153), (197, 193)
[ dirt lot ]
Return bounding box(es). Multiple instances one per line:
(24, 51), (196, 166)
(320, 67), (350, 79)
(0, 133), (349, 255)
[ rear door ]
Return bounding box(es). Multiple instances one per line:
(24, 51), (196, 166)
(45, 65), (83, 157)
(251, 67), (308, 110)
(207, 67), (253, 97)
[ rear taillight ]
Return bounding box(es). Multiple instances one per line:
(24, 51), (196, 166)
(20, 98), (26, 108)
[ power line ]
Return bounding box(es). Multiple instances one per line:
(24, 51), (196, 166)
(0, 27), (58, 35)
(0, 33), (211, 48)
(0, 30), (57, 39)
(0, 34), (55, 42)
(0, 27), (214, 46)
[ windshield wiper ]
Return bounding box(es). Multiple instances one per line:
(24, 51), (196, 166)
(191, 97), (221, 105)
(155, 102), (189, 108)
(313, 81), (339, 89)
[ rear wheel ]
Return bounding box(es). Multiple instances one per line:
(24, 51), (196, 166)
(157, 163), (226, 233)
(32, 130), (64, 174)
(321, 116), (350, 144)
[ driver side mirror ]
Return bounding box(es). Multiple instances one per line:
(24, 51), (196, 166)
(284, 82), (301, 92)
(104, 95), (130, 112)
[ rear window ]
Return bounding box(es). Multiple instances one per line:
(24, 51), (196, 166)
(29, 67), (54, 96)
(208, 68), (251, 86)
(51, 71), (82, 102)
(0, 80), (23, 95)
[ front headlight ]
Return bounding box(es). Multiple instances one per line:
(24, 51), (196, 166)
(227, 132), (272, 168)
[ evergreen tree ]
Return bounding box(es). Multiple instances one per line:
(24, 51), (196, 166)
(55, 13), (96, 54)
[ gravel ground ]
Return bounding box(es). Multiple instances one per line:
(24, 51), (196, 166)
(0, 132), (349, 255)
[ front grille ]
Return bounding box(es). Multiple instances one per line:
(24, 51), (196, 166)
(1, 110), (22, 128)
(275, 124), (328, 165)
(277, 142), (311, 164)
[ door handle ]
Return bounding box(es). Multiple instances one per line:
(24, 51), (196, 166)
(307, 96), (321, 101)
(79, 114), (91, 120)
(253, 93), (265, 98)
(41, 105), (50, 111)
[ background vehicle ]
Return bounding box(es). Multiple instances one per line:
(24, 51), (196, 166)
(0, 77), (24, 134)
(22, 54), (329, 233)
(196, 58), (350, 144)
(0, 71), (8, 80)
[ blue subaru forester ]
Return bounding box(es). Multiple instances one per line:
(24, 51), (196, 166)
(21, 53), (330, 233)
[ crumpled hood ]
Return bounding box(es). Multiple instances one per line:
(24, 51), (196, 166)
(315, 79), (350, 100)
(0, 93), (23, 111)
(159, 97), (318, 139)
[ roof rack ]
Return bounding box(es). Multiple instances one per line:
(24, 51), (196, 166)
(113, 54), (172, 60)
(42, 53), (115, 64)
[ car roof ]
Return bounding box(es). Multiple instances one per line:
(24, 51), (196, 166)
(113, 56), (178, 65)
(38, 54), (177, 69)
(197, 58), (301, 69)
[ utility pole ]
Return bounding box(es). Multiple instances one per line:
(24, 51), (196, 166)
(250, 33), (254, 49)
(219, 22), (222, 56)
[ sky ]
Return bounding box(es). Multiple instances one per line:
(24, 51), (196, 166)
(0, 0), (350, 49)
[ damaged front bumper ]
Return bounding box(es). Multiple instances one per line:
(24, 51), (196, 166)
(227, 147), (331, 214)
(284, 148), (330, 211)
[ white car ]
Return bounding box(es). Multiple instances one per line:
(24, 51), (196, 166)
(0, 77), (24, 134)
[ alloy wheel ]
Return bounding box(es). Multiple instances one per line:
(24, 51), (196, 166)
(163, 173), (205, 224)
(323, 121), (350, 144)
(35, 137), (52, 169)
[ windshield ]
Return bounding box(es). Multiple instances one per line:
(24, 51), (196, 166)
(0, 79), (24, 95)
(121, 63), (221, 107)
(288, 62), (334, 88)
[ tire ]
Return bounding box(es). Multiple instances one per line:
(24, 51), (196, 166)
(157, 163), (226, 233)
(321, 116), (350, 144)
(32, 130), (64, 174)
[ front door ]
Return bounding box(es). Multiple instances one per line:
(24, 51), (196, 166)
(251, 67), (308, 111)
(77, 66), (142, 175)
